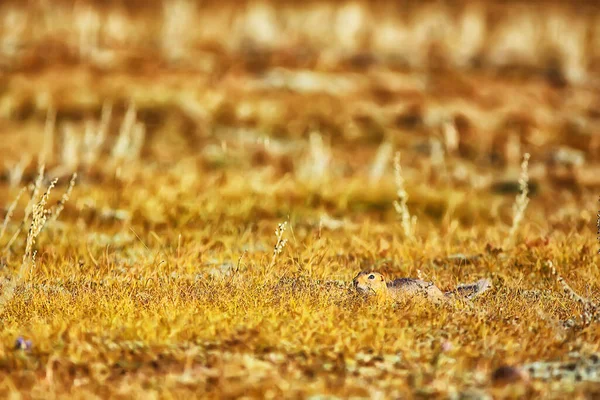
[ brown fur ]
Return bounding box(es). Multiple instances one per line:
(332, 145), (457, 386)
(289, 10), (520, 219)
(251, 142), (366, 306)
(353, 271), (491, 304)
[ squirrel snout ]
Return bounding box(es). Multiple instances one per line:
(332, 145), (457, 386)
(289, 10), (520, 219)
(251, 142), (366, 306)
(353, 280), (368, 293)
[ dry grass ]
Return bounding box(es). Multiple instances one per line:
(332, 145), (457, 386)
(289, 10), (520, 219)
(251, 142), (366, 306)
(0, 1), (600, 399)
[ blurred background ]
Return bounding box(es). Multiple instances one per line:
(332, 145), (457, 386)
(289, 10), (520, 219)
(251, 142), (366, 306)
(1, 0), (599, 193)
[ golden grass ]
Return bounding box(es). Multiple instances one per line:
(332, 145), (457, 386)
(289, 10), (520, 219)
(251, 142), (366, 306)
(0, 1), (600, 398)
(0, 126), (598, 398)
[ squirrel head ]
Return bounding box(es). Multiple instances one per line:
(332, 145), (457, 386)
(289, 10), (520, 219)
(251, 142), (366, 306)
(353, 271), (387, 294)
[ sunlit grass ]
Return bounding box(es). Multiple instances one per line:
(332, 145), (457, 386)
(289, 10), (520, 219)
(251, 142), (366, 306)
(0, 134), (597, 398)
(0, 1), (599, 398)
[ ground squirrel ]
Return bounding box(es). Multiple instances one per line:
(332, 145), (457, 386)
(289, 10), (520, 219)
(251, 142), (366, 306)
(353, 271), (491, 303)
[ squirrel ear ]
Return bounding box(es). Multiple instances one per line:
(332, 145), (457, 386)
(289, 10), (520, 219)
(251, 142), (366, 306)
(380, 276), (384, 281)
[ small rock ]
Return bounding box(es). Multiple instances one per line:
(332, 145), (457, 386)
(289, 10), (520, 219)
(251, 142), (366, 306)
(490, 180), (538, 195)
(14, 337), (32, 351)
(548, 146), (585, 167)
(491, 365), (529, 385)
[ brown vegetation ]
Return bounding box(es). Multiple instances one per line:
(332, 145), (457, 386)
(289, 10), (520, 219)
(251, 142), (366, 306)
(0, 0), (599, 398)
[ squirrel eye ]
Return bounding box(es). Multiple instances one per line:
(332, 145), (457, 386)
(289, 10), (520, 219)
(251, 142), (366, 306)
(368, 274), (375, 280)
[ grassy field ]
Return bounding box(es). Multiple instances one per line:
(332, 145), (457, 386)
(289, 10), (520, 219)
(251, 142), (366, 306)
(1, 1), (600, 399)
